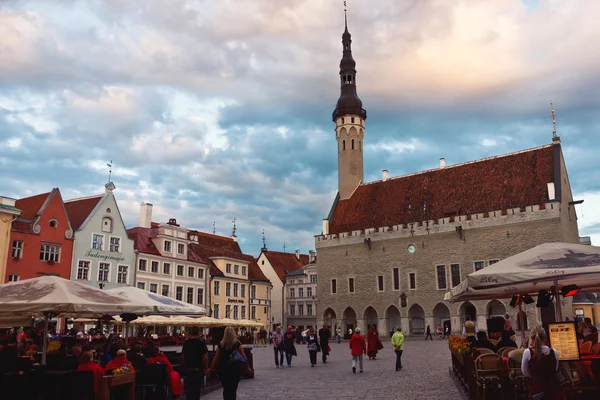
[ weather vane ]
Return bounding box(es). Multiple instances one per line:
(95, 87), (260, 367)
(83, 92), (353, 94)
(107, 160), (113, 183)
(213, 221), (216, 235)
(262, 229), (267, 249)
(232, 218), (237, 237)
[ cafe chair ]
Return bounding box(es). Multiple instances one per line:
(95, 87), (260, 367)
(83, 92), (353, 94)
(476, 348), (495, 355)
(501, 347), (517, 358)
(497, 346), (515, 355)
(580, 341), (592, 355)
(475, 353), (503, 400)
(592, 343), (600, 355)
(507, 357), (528, 400)
(73, 370), (95, 400)
(135, 363), (169, 400)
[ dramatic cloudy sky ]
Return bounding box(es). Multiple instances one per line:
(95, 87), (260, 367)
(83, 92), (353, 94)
(1, 0), (599, 255)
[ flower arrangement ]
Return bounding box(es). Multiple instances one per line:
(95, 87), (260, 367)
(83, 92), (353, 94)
(47, 340), (61, 353)
(448, 336), (471, 356)
(112, 365), (133, 375)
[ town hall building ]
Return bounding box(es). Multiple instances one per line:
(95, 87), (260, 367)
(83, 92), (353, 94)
(315, 14), (580, 337)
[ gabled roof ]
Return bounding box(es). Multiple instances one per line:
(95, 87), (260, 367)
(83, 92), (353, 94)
(14, 191), (51, 221)
(64, 195), (104, 231)
(261, 250), (310, 281)
(329, 144), (557, 234)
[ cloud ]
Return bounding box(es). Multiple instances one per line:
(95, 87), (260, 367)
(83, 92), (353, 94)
(0, 0), (599, 255)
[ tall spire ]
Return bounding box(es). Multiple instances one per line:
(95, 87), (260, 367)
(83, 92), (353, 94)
(333, 3), (366, 121)
(550, 101), (560, 143)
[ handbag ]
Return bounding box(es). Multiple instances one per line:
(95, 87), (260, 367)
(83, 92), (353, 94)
(327, 345), (331, 353)
(228, 347), (248, 365)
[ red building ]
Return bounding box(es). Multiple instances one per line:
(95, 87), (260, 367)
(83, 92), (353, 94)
(6, 188), (75, 282)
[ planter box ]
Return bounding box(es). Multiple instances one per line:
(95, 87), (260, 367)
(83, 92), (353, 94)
(451, 351), (477, 400)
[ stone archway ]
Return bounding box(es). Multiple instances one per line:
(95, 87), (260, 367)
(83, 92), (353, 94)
(323, 308), (337, 337)
(364, 306), (379, 332)
(408, 304), (425, 335)
(386, 305), (401, 336)
(343, 307), (357, 338)
(459, 301), (477, 323)
(433, 302), (451, 333)
(487, 300), (506, 318)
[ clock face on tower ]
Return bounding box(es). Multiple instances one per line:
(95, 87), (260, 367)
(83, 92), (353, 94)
(407, 244), (417, 254)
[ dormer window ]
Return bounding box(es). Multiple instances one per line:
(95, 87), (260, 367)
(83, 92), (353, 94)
(102, 217), (112, 233)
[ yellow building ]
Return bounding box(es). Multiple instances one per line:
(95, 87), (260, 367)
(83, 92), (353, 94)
(572, 292), (600, 326)
(190, 232), (271, 328)
(0, 196), (21, 284)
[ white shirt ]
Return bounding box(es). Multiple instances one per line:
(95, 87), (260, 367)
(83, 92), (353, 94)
(521, 346), (559, 377)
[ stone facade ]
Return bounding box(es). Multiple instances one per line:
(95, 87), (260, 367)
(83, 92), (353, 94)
(316, 199), (579, 337)
(284, 263), (318, 330)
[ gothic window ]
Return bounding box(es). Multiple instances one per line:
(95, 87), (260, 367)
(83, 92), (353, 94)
(351, 117), (355, 123)
(359, 141), (362, 151)
(343, 140), (346, 151)
(342, 117), (345, 124)
(352, 139), (355, 149)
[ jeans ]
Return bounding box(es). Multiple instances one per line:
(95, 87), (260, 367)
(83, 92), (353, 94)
(337, 335), (341, 344)
(352, 354), (363, 372)
(309, 350), (317, 365)
(395, 350), (403, 370)
(273, 347), (284, 366)
(220, 368), (241, 400)
(185, 368), (204, 400)
(286, 352), (293, 366)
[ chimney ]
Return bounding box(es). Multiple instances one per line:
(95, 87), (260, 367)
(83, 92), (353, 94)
(295, 250), (300, 260)
(139, 203), (153, 228)
(439, 158), (446, 168)
(322, 219), (329, 235)
(309, 250), (316, 263)
(547, 182), (556, 201)
(382, 170), (389, 181)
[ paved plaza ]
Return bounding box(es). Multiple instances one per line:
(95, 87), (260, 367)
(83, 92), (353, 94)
(202, 338), (462, 400)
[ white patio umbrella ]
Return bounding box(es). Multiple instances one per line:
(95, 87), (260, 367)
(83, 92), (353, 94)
(445, 242), (600, 346)
(105, 286), (206, 315)
(0, 276), (152, 364)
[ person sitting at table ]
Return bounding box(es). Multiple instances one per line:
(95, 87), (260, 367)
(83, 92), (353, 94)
(521, 326), (565, 400)
(127, 343), (146, 372)
(77, 351), (105, 392)
(496, 330), (518, 352)
(105, 349), (135, 373)
(146, 346), (184, 397)
(583, 317), (598, 345)
(474, 331), (496, 352)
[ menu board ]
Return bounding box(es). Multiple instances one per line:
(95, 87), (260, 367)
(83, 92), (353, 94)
(548, 322), (580, 361)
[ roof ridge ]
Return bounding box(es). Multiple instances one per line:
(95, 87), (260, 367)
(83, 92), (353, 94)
(64, 194), (104, 203)
(362, 143), (555, 187)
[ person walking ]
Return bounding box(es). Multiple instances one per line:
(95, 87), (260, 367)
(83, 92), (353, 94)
(391, 327), (405, 371)
(295, 326), (302, 344)
(318, 324), (330, 364)
(336, 326), (342, 344)
(521, 326), (565, 400)
(181, 326), (209, 400)
(283, 326), (297, 367)
(271, 326), (285, 368)
(367, 325), (381, 359)
(349, 327), (366, 374)
(306, 328), (320, 367)
(442, 323), (450, 339)
(253, 329), (258, 347)
(205, 326), (251, 400)
(260, 327), (267, 347)
(425, 325), (433, 341)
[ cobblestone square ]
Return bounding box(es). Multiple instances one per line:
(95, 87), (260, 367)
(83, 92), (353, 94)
(203, 338), (461, 400)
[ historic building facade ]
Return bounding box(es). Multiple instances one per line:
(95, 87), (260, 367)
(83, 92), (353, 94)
(127, 204), (207, 308)
(257, 248), (311, 329)
(65, 183), (135, 290)
(6, 189), (75, 282)
(315, 17), (580, 337)
(0, 196), (21, 284)
(284, 261), (318, 330)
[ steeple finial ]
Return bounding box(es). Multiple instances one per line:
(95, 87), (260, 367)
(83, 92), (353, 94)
(213, 221), (216, 235)
(550, 101), (560, 143)
(231, 218), (237, 238)
(344, 1), (348, 31)
(107, 160), (113, 184)
(262, 229), (267, 250)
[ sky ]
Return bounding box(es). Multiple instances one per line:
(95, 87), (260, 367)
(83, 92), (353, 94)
(0, 0), (599, 255)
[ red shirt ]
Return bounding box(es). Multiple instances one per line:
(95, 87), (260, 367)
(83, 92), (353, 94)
(77, 361), (105, 392)
(349, 334), (367, 355)
(147, 354), (173, 374)
(105, 357), (135, 373)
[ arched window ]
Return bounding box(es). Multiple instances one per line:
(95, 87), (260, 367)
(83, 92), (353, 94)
(352, 139), (355, 149)
(359, 141), (362, 151)
(351, 117), (355, 123)
(102, 217), (113, 233)
(342, 117), (345, 124)
(343, 140), (346, 151)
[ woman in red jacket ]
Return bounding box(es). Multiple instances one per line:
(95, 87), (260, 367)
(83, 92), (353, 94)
(349, 327), (366, 374)
(77, 351), (105, 393)
(147, 346), (184, 397)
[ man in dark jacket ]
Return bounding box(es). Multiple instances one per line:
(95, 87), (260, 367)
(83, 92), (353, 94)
(475, 331), (497, 352)
(318, 324), (331, 364)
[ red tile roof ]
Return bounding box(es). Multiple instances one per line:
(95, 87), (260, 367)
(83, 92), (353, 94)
(329, 144), (557, 234)
(14, 192), (51, 220)
(64, 195), (103, 230)
(262, 250), (310, 281)
(127, 227), (162, 257)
